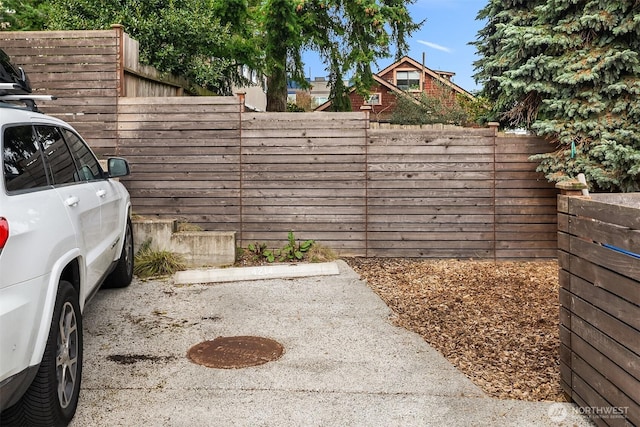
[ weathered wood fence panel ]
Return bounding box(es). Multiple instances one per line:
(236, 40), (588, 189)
(496, 136), (558, 258)
(3, 28), (194, 156)
(117, 97), (243, 233)
(3, 30), (120, 155)
(558, 193), (640, 426)
(367, 128), (496, 258)
(240, 112), (368, 253)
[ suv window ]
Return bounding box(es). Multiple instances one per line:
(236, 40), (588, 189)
(60, 128), (103, 181)
(2, 125), (49, 192)
(36, 125), (77, 186)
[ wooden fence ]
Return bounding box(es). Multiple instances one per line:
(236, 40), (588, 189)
(3, 30), (558, 259)
(2, 27), (194, 156)
(112, 97), (557, 259)
(558, 193), (640, 426)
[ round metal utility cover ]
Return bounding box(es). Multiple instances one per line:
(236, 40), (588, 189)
(187, 336), (284, 369)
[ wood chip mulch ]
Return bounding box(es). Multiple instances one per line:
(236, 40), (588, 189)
(343, 257), (565, 402)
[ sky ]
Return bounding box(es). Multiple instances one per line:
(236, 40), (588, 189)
(302, 0), (488, 93)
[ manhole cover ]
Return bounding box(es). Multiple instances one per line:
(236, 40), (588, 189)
(187, 336), (284, 369)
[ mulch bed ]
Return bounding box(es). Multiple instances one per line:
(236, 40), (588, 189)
(343, 257), (565, 402)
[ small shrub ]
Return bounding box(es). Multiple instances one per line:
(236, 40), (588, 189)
(134, 239), (186, 278)
(278, 230), (314, 261)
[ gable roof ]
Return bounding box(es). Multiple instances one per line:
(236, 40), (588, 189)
(314, 56), (474, 112)
(377, 55), (474, 99)
(315, 73), (416, 112)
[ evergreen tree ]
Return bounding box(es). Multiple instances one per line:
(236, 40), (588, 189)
(474, 0), (640, 192)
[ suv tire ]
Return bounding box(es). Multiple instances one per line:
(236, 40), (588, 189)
(2, 280), (82, 427)
(102, 219), (134, 288)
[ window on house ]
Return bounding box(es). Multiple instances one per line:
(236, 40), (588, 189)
(396, 70), (421, 91)
(366, 93), (382, 105)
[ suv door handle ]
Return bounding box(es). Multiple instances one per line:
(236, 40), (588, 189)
(64, 196), (80, 207)
(96, 189), (106, 198)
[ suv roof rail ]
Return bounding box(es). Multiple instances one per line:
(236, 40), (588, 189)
(0, 86), (57, 112)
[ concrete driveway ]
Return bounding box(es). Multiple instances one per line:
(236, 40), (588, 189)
(71, 261), (591, 426)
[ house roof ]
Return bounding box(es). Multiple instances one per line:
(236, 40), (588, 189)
(315, 73), (413, 111)
(314, 55), (475, 112)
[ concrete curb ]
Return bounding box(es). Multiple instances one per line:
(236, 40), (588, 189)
(173, 261), (341, 285)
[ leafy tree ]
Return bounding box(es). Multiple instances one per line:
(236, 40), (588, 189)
(261, 0), (422, 111)
(473, 0), (640, 192)
(44, 0), (259, 94)
(389, 88), (470, 126)
(0, 0), (50, 30)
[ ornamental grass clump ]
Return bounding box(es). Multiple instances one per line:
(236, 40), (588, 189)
(134, 239), (186, 278)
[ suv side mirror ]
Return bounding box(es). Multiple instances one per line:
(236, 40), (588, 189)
(107, 157), (130, 178)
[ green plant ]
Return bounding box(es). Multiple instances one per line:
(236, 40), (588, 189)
(134, 238), (186, 278)
(278, 231), (314, 262)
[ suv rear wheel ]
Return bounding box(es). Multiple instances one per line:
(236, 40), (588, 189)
(2, 280), (82, 426)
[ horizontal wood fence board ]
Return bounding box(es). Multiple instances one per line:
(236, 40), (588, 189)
(124, 155), (240, 164)
(242, 129), (366, 139)
(241, 154), (365, 164)
(368, 153), (494, 163)
(117, 112), (240, 122)
(242, 188), (366, 198)
(569, 197), (640, 230)
(367, 197), (494, 206)
(242, 119), (367, 130)
(569, 217), (640, 256)
(496, 196), (558, 207)
(367, 179), (493, 190)
(367, 145), (494, 155)
(367, 248), (494, 258)
(369, 205), (494, 215)
(367, 162), (494, 172)
(367, 231), (494, 241)
(117, 121), (239, 131)
(495, 205), (557, 215)
(367, 223), (493, 232)
(565, 255), (640, 306)
(118, 96), (240, 106)
(242, 145), (365, 155)
(569, 236), (640, 282)
(369, 128), (495, 138)
(242, 181), (363, 190)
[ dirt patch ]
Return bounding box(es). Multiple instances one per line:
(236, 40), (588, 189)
(343, 257), (564, 402)
(107, 354), (177, 365)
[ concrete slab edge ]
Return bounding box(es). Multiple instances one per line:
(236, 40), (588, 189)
(173, 261), (341, 285)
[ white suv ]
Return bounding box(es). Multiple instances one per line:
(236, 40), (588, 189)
(0, 52), (133, 426)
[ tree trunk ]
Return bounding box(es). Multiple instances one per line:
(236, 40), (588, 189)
(266, 70), (288, 112)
